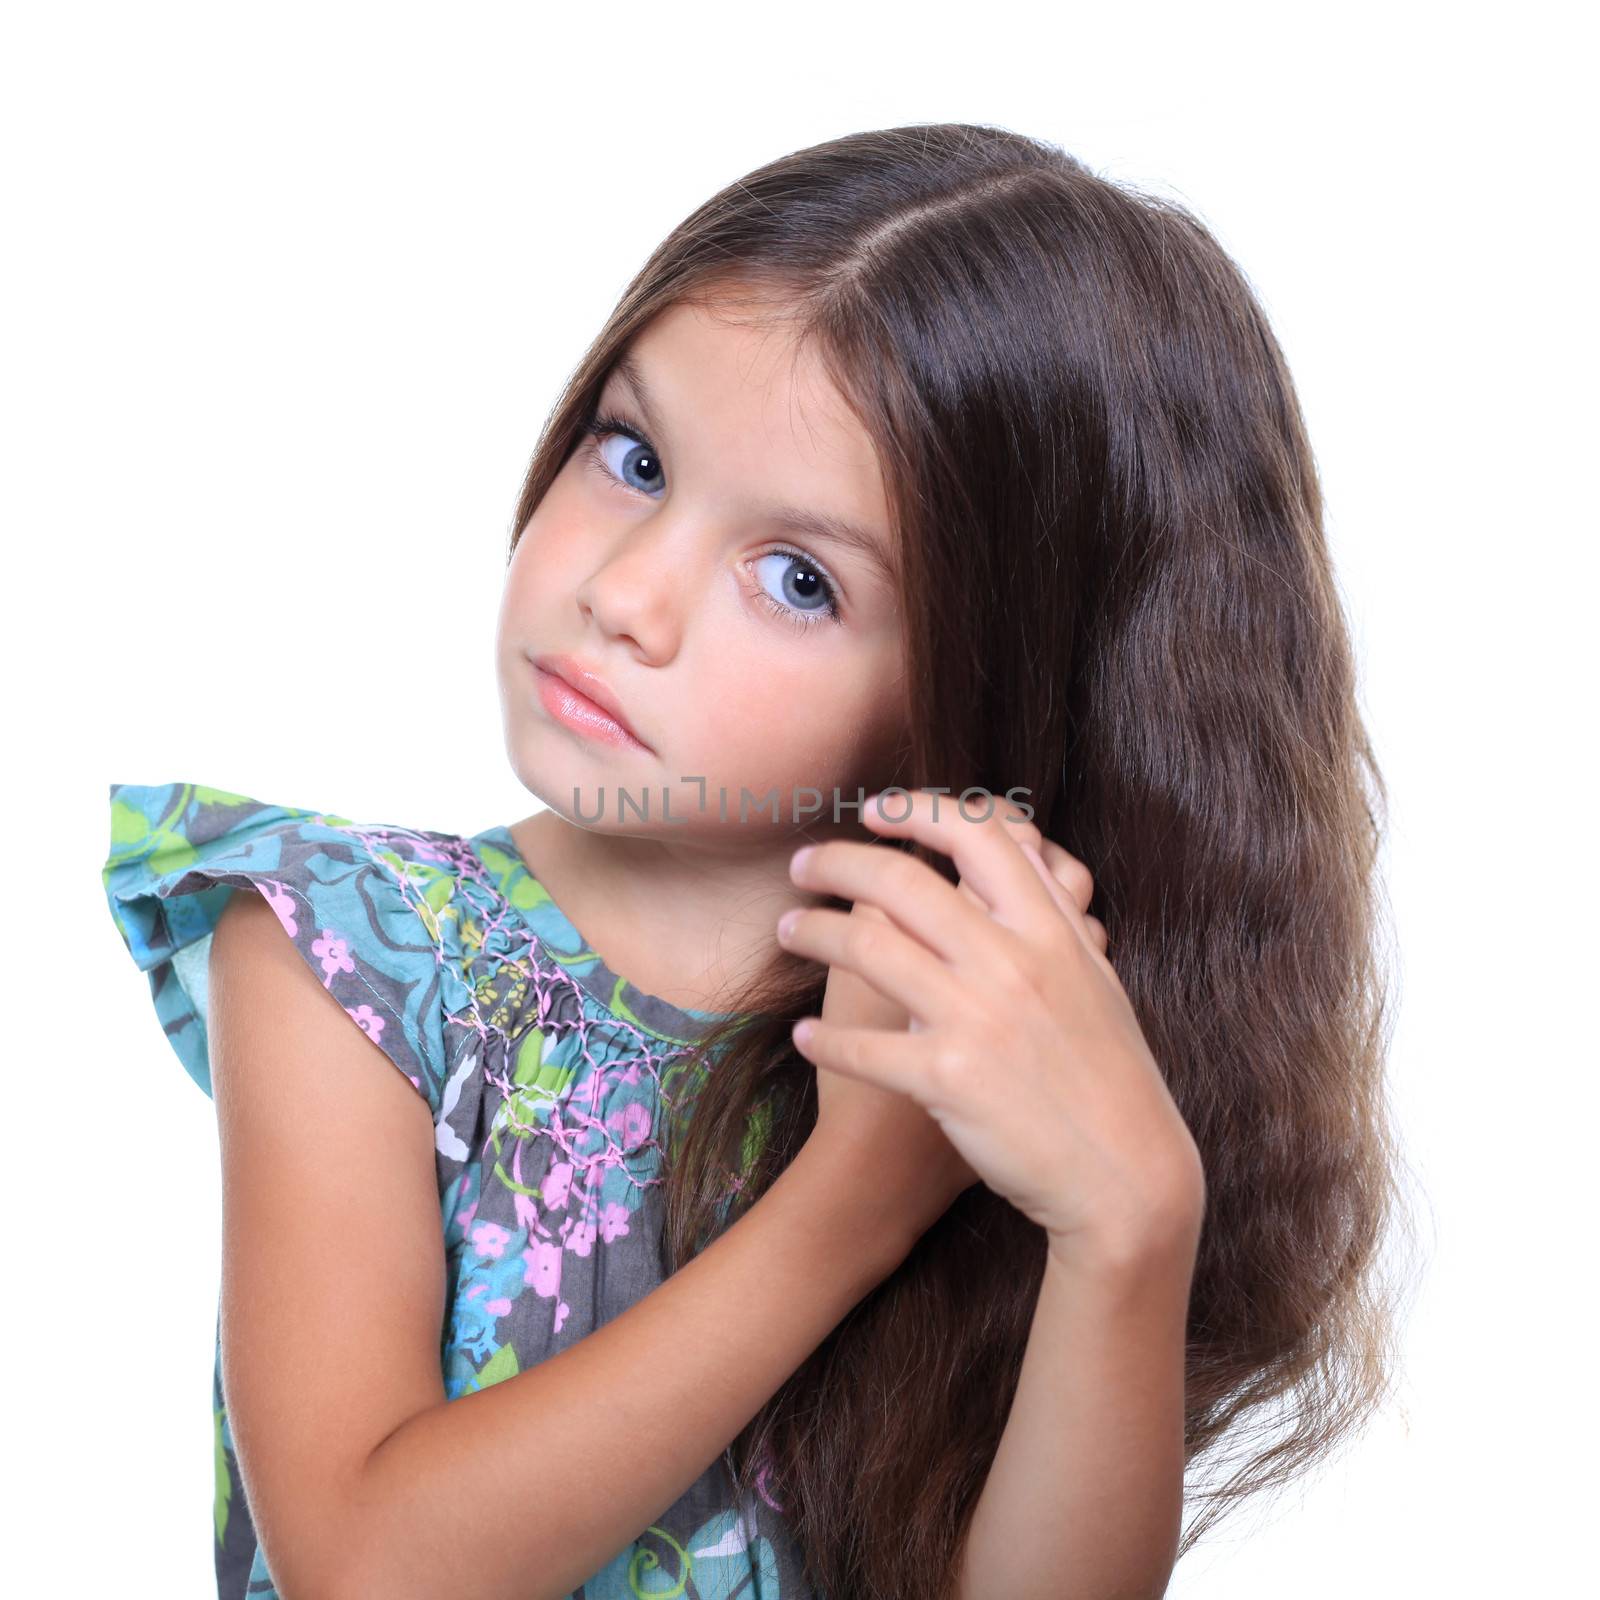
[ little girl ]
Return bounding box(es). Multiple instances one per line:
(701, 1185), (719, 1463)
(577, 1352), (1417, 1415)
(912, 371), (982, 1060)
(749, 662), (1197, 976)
(103, 123), (1406, 1600)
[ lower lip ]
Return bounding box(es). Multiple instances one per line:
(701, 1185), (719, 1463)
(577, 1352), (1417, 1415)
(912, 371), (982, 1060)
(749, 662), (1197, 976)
(533, 666), (651, 753)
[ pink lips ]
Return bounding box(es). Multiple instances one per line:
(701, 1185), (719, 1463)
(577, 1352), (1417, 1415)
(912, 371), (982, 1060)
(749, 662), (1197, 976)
(531, 654), (651, 753)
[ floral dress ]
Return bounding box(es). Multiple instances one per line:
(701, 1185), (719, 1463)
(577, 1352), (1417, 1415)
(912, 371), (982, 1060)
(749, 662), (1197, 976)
(102, 782), (816, 1600)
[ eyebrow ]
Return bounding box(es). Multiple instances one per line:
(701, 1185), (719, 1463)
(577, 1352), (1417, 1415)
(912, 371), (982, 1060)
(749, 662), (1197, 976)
(609, 351), (896, 584)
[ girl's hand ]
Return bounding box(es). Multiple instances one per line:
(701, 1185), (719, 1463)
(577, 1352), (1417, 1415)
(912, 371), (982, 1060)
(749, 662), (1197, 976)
(778, 791), (1206, 1266)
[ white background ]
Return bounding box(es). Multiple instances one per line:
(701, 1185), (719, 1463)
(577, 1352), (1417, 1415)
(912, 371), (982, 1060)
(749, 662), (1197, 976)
(4, 2), (1592, 1593)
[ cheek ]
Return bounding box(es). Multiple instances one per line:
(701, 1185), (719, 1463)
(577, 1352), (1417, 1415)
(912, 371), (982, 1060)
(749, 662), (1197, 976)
(694, 646), (888, 788)
(510, 503), (584, 589)
(497, 498), (592, 641)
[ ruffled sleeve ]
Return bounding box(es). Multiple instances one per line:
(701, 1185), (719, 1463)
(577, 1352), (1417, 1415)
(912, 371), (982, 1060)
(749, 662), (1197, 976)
(102, 781), (456, 1118)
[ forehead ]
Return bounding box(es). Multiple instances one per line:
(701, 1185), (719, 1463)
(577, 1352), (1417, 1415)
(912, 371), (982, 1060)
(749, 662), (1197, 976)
(612, 299), (890, 529)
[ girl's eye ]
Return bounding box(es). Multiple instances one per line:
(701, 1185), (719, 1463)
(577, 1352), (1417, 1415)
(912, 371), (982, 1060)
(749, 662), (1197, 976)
(579, 405), (842, 629)
(751, 550), (842, 629)
(582, 412), (666, 496)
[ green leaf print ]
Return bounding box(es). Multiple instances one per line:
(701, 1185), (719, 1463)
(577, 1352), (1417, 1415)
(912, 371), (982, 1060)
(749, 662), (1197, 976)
(422, 871), (457, 917)
(472, 840), (556, 916)
(490, 1031), (577, 1193)
(213, 1404), (232, 1546)
(365, 844), (457, 942)
(473, 1340), (521, 1392)
(512, 1026), (575, 1094)
(108, 790), (201, 877)
(109, 796), (151, 847)
(192, 785), (255, 809)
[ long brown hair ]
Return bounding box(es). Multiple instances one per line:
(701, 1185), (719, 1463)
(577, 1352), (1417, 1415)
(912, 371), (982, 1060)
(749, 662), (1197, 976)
(507, 123), (1415, 1600)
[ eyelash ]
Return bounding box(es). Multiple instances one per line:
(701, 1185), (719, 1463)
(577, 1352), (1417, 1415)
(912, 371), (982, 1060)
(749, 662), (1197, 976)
(578, 408), (843, 629)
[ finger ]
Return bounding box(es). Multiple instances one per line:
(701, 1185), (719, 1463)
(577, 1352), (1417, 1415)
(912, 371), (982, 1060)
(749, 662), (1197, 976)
(1016, 842), (1109, 969)
(815, 915), (913, 1030)
(1037, 838), (1096, 916)
(778, 903), (966, 1030)
(943, 795), (1057, 910)
(965, 821), (1070, 920)
(861, 789), (1073, 943)
(997, 805), (1043, 848)
(982, 797), (1094, 917)
(791, 1016), (937, 1101)
(1019, 840), (1078, 922)
(956, 877), (991, 913)
(790, 839), (1014, 982)
(1036, 840), (1111, 965)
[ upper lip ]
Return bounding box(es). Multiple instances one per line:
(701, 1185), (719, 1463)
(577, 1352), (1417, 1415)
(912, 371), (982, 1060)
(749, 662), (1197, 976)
(532, 653), (651, 749)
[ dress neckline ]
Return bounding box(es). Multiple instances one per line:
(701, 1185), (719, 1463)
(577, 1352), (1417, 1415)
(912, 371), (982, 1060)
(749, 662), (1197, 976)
(464, 822), (749, 1046)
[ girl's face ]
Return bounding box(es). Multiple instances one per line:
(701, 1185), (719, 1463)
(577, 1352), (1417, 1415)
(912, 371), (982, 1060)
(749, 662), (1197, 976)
(496, 297), (908, 844)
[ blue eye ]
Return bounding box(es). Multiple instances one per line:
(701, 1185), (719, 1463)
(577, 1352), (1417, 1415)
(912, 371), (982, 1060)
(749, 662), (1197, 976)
(583, 412), (665, 495)
(752, 550), (841, 628)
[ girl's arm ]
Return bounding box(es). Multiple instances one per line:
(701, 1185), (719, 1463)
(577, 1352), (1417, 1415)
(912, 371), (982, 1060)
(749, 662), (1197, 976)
(210, 890), (909, 1600)
(953, 1217), (1203, 1600)
(352, 1138), (890, 1600)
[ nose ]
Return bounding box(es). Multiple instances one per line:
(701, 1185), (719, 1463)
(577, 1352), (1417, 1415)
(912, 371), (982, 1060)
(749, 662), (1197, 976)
(573, 512), (686, 660)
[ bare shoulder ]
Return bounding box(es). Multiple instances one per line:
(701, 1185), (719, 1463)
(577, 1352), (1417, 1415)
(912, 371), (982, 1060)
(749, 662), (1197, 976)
(207, 886), (449, 1594)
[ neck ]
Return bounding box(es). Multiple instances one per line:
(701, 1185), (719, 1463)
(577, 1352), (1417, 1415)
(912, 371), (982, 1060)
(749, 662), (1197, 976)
(507, 807), (870, 1015)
